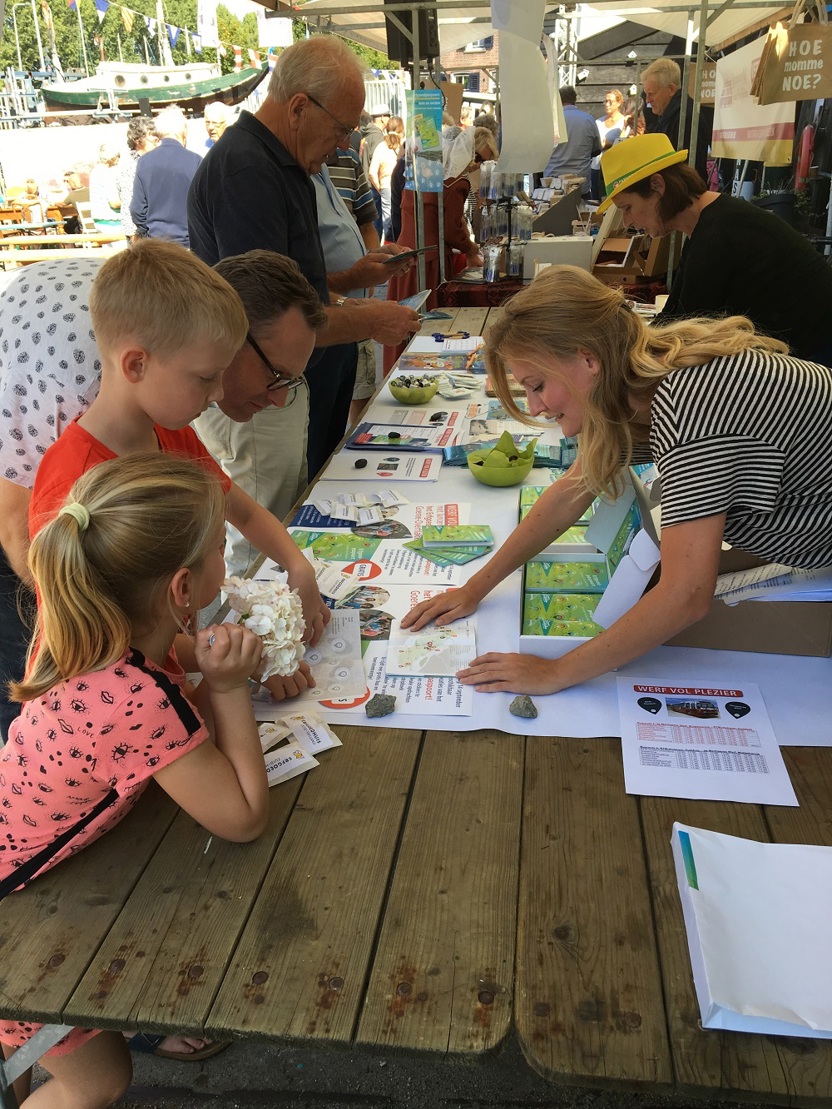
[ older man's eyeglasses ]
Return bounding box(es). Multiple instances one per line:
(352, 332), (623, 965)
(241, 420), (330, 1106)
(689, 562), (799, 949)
(306, 94), (356, 141)
(247, 333), (305, 395)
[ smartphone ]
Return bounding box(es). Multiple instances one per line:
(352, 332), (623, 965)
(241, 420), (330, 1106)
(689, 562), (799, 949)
(380, 246), (438, 265)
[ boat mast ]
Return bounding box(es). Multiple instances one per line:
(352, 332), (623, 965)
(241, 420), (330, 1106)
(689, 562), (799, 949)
(157, 0), (175, 67)
(75, 1), (90, 75)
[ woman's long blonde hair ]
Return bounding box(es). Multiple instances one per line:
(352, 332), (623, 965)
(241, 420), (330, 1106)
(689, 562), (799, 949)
(12, 453), (226, 703)
(486, 266), (787, 495)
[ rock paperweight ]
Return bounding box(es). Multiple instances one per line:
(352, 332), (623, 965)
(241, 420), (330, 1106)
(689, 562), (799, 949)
(366, 693), (397, 718)
(509, 694), (538, 720)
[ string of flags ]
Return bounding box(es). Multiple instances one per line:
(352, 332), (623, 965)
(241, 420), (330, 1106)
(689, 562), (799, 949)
(64, 0), (269, 64)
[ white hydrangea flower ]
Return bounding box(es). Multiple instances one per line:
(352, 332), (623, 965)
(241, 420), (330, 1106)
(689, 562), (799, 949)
(224, 577), (306, 680)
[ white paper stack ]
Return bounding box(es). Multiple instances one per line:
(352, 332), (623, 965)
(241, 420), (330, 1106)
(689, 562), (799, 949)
(672, 822), (832, 1037)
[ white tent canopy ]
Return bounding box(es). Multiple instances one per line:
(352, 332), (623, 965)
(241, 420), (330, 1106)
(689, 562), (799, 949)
(266, 1), (792, 56)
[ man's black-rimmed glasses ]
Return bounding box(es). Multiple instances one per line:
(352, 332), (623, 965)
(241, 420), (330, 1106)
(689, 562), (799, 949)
(246, 332), (305, 394)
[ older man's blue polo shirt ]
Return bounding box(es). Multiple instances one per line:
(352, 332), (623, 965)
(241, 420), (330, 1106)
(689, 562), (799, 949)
(187, 110), (329, 305)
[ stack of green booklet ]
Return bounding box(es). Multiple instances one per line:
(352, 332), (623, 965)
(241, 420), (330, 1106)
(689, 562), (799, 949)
(405, 524), (494, 567)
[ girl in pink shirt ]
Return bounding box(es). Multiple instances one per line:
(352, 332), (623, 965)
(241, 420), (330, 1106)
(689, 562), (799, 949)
(0, 452), (269, 1108)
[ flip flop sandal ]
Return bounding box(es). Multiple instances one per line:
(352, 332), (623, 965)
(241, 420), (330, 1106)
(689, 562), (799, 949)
(128, 1033), (230, 1062)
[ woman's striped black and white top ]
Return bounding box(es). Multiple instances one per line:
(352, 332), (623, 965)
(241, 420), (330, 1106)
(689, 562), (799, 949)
(648, 350), (832, 569)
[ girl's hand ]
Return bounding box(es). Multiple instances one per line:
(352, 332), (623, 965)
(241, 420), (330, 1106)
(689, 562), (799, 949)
(260, 660), (315, 702)
(287, 562), (330, 647)
(456, 652), (563, 695)
(196, 624), (263, 694)
(400, 585), (480, 632)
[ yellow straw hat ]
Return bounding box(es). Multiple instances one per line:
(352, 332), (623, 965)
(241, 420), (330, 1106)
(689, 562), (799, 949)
(598, 134), (688, 213)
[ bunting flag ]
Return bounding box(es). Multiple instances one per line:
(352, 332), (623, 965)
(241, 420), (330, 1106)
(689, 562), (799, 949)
(233, 44), (243, 72)
(192, 33), (202, 53)
(217, 42), (227, 57)
(145, 15), (156, 35)
(40, 1), (54, 31)
(167, 22), (179, 48)
(120, 5), (134, 33)
(94, 0), (109, 22)
(67, 0), (76, 9)
(247, 48), (260, 66)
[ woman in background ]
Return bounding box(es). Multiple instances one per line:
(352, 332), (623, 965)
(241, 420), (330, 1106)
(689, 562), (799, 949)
(369, 116), (404, 242)
(591, 88), (626, 200)
(88, 143), (121, 229)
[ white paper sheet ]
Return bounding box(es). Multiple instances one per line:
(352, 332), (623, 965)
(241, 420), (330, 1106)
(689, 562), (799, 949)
(324, 451), (442, 482)
(492, 1), (557, 173)
(672, 823), (832, 1036)
(618, 678), (797, 805)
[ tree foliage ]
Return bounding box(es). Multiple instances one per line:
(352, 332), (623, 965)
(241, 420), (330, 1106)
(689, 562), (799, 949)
(1, 2), (392, 80)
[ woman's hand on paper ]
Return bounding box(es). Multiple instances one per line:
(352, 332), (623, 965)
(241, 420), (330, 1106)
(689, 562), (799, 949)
(400, 585), (480, 632)
(456, 652), (562, 695)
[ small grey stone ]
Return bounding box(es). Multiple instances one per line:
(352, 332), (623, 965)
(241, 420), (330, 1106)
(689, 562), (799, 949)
(365, 693), (397, 718)
(509, 695), (538, 720)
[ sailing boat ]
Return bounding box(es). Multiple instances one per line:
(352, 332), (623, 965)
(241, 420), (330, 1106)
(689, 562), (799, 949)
(40, 0), (268, 113)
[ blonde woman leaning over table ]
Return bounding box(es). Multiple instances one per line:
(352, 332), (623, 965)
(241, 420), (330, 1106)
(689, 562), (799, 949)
(401, 265), (832, 696)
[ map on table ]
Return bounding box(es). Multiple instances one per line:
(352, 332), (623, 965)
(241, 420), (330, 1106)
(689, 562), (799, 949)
(385, 619), (477, 677)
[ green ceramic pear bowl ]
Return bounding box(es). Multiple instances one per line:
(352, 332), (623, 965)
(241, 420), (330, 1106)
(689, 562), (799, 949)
(466, 448), (535, 487)
(388, 376), (439, 405)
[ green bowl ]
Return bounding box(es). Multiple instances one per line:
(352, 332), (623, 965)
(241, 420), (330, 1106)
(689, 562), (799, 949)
(466, 449), (535, 487)
(388, 376), (439, 405)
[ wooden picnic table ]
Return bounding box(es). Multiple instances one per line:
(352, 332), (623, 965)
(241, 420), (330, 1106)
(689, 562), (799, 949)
(1, 308), (831, 1106)
(0, 232), (128, 268)
(0, 233), (126, 248)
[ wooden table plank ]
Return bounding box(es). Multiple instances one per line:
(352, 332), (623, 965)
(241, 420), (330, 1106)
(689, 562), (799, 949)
(453, 308), (489, 335)
(0, 784), (177, 1024)
(356, 729), (522, 1056)
(483, 306), (505, 333)
(516, 737), (672, 1089)
(768, 748), (832, 847)
(640, 796), (812, 1101)
(62, 777), (303, 1036)
(416, 309), (457, 337)
(206, 726), (421, 1043)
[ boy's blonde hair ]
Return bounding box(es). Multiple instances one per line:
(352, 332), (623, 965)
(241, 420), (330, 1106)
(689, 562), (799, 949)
(90, 239), (248, 359)
(12, 453), (226, 703)
(486, 265), (787, 496)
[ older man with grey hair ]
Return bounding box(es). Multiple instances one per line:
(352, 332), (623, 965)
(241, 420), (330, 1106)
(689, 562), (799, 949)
(187, 36), (419, 566)
(131, 105), (202, 246)
(642, 56), (712, 182)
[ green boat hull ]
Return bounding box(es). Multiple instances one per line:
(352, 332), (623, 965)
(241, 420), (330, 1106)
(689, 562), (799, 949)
(42, 63), (268, 112)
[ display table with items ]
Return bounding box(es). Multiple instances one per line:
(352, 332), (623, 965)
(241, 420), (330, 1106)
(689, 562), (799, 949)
(2, 308), (831, 1107)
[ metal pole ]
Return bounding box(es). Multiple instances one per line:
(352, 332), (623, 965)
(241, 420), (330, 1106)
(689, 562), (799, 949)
(12, 6), (23, 71)
(412, 14), (428, 294)
(30, 0), (45, 71)
(687, 0), (709, 174)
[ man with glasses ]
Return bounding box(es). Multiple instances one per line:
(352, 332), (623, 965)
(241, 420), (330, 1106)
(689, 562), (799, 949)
(187, 36), (418, 551)
(194, 250), (328, 575)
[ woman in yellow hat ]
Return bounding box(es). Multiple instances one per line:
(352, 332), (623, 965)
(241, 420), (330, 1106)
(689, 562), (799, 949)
(400, 262), (832, 696)
(599, 134), (832, 366)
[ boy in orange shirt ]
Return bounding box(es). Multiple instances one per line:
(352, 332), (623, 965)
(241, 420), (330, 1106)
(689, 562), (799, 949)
(30, 240), (329, 698)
